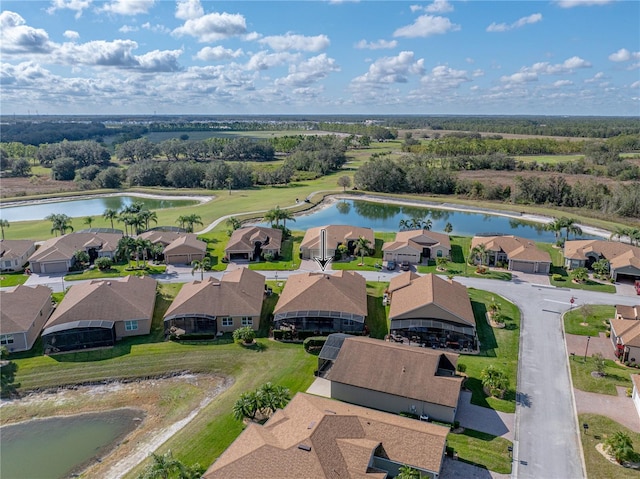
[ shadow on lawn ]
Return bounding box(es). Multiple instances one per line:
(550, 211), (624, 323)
(471, 300), (498, 356)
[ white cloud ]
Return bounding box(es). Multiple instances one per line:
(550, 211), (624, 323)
(142, 22), (170, 34)
(246, 51), (300, 71)
(630, 80), (640, 89)
(119, 25), (139, 33)
(172, 12), (247, 42)
(0, 11), (52, 54)
(175, 0), (203, 20)
(275, 53), (340, 87)
(556, 0), (615, 7)
(487, 13), (542, 32)
(393, 15), (460, 38)
(500, 71), (538, 83)
(553, 80), (573, 87)
(420, 65), (471, 90)
(196, 46), (243, 62)
(501, 56), (591, 85)
(99, 0), (155, 15)
(608, 48), (640, 62)
(63, 30), (80, 40)
(135, 49), (183, 72)
(352, 51), (424, 84)
(472, 69), (484, 77)
(259, 33), (330, 52)
(410, 0), (453, 13)
(47, 0), (92, 18)
(355, 39), (397, 50)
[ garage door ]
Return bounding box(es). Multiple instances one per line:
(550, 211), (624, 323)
(166, 254), (189, 264)
(511, 261), (535, 273)
(43, 261), (68, 273)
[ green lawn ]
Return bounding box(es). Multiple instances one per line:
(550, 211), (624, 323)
(365, 281), (390, 339)
(569, 354), (634, 395)
(457, 289), (521, 413)
(447, 428), (513, 474)
(0, 271), (29, 287)
(63, 262), (166, 281)
(564, 305), (614, 336)
(248, 232), (302, 271)
(579, 414), (640, 479)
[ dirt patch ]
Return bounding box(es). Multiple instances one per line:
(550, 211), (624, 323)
(0, 373), (232, 478)
(0, 177), (79, 198)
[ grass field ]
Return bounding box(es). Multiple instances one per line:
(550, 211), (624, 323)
(564, 305), (615, 336)
(447, 428), (513, 474)
(569, 354), (634, 395)
(0, 271), (29, 287)
(514, 154), (583, 164)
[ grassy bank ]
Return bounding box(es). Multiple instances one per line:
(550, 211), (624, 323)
(564, 305), (614, 336)
(447, 428), (513, 475)
(569, 355), (634, 395)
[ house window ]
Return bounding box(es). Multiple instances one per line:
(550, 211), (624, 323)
(436, 250), (443, 257)
(241, 317), (253, 326)
(0, 334), (14, 345)
(124, 320), (138, 331)
(4, 261), (11, 268)
(222, 317), (233, 327)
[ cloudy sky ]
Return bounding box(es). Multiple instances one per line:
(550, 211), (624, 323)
(1, 0), (638, 116)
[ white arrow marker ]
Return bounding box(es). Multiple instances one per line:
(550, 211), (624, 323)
(314, 228), (332, 271)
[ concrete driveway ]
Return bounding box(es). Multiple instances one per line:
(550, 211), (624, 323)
(456, 391), (515, 441)
(574, 386), (640, 433)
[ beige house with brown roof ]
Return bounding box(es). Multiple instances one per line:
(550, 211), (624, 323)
(616, 305), (640, 321)
(138, 231), (206, 265)
(388, 273), (477, 350)
(1, 239), (36, 272)
(610, 318), (640, 363)
(28, 231), (122, 274)
(274, 271), (367, 334)
(383, 230), (451, 265)
(164, 268), (265, 335)
(0, 285), (53, 352)
(41, 276), (156, 354)
(325, 336), (463, 423)
(224, 226), (282, 261)
(564, 240), (640, 281)
(471, 235), (551, 274)
(203, 392), (449, 479)
(299, 225), (374, 260)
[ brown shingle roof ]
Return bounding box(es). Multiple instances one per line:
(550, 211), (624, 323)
(162, 233), (206, 255)
(164, 268), (265, 319)
(611, 319), (640, 348)
(383, 230), (451, 253)
(326, 336), (462, 408)
(0, 285), (52, 334)
(274, 271), (367, 318)
(137, 230), (184, 246)
(564, 240), (640, 270)
(28, 232), (123, 263)
(225, 226), (283, 254)
(388, 273), (475, 328)
(0, 239), (35, 261)
(471, 235), (551, 263)
(617, 305), (640, 321)
(203, 392), (448, 479)
(300, 225), (374, 250)
(44, 275), (156, 329)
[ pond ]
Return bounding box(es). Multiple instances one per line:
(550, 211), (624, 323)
(257, 199), (599, 242)
(0, 195), (202, 222)
(0, 408), (143, 479)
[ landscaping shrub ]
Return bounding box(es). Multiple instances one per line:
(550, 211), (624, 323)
(303, 336), (327, 353)
(297, 331), (318, 341)
(457, 363), (467, 373)
(552, 273), (564, 281)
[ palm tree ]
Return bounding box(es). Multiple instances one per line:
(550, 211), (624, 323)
(118, 212), (133, 236)
(232, 391), (260, 421)
(572, 267), (589, 283)
(421, 218), (432, 231)
(444, 222), (453, 234)
(471, 243), (488, 265)
(629, 228), (640, 246)
(226, 216), (241, 233)
(138, 210), (158, 231)
(279, 209), (295, 229)
(176, 215), (188, 230)
(481, 365), (510, 398)
(264, 207), (282, 227)
(191, 257), (211, 281)
(138, 450), (202, 479)
(397, 465), (422, 479)
(0, 219), (9, 240)
(184, 214), (203, 233)
(103, 208), (118, 230)
(116, 236), (136, 267)
(398, 219), (410, 231)
(136, 238), (153, 267)
(545, 218), (565, 244)
(83, 216), (94, 229)
(562, 217), (582, 241)
(605, 431), (635, 464)
(436, 257), (448, 271)
(257, 382), (290, 416)
(45, 213), (73, 236)
(130, 215), (146, 235)
(353, 236), (372, 266)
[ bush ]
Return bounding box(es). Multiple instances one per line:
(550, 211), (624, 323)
(552, 273), (564, 281)
(456, 363), (467, 373)
(303, 336), (327, 353)
(232, 326), (256, 344)
(263, 252), (274, 262)
(272, 329), (292, 341)
(94, 257), (113, 271)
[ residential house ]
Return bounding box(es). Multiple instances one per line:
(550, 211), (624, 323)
(299, 225), (374, 260)
(564, 240), (640, 281)
(382, 230), (451, 264)
(323, 335), (463, 423)
(202, 392), (449, 479)
(631, 375), (640, 420)
(470, 235), (551, 274)
(41, 275), (157, 354)
(610, 318), (640, 363)
(388, 272), (477, 350)
(0, 285), (53, 352)
(273, 271), (367, 334)
(163, 267), (265, 335)
(224, 226), (283, 261)
(616, 305), (640, 321)
(138, 230), (206, 265)
(0, 239), (36, 272)
(28, 231), (122, 274)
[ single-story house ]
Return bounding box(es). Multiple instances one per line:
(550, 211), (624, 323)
(631, 374), (640, 420)
(0, 239), (36, 272)
(564, 240), (640, 281)
(616, 305), (640, 321)
(28, 231), (122, 274)
(610, 318), (640, 363)
(224, 226), (283, 261)
(383, 230), (451, 264)
(388, 272), (477, 350)
(138, 231), (206, 265)
(273, 271), (367, 334)
(163, 268), (265, 335)
(471, 235), (551, 274)
(0, 285), (53, 352)
(323, 335), (463, 423)
(41, 275), (157, 354)
(299, 225), (374, 260)
(202, 392), (449, 479)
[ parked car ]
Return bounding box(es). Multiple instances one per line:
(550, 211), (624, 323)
(386, 260), (396, 271)
(401, 261), (411, 271)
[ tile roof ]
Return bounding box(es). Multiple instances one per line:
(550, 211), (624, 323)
(388, 273), (475, 328)
(164, 268), (265, 319)
(137, 230), (184, 246)
(383, 230), (451, 253)
(225, 226), (283, 253)
(326, 336), (462, 408)
(300, 225), (374, 250)
(162, 233), (207, 254)
(611, 319), (640, 348)
(616, 305), (640, 321)
(28, 232), (123, 263)
(44, 275), (156, 329)
(203, 392), (449, 479)
(274, 271), (367, 318)
(0, 285), (52, 334)
(564, 240), (640, 271)
(0, 239), (35, 261)
(471, 235), (551, 263)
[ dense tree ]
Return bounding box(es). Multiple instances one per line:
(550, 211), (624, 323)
(127, 160), (167, 187)
(354, 157), (406, 193)
(10, 158), (31, 177)
(50, 157), (77, 180)
(94, 167), (123, 189)
(337, 175), (351, 192)
(116, 138), (157, 163)
(165, 162), (203, 188)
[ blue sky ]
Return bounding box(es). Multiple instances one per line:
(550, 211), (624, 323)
(1, 0), (638, 116)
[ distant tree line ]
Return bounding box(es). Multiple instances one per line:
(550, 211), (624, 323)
(317, 122), (398, 141)
(0, 121), (111, 145)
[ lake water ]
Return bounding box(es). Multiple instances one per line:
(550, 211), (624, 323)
(257, 199), (598, 243)
(0, 408), (143, 479)
(0, 195), (200, 222)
